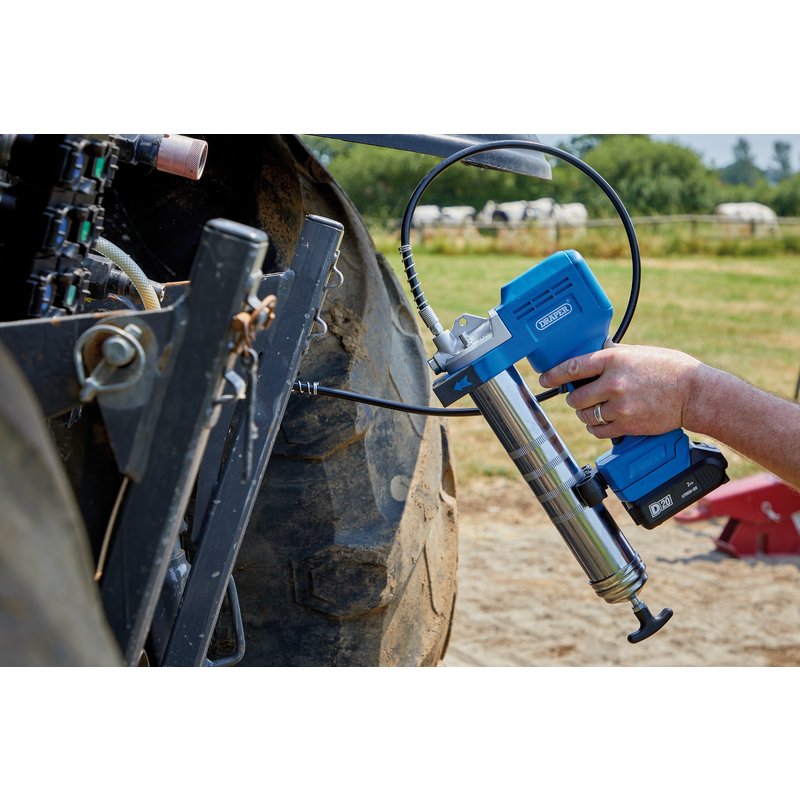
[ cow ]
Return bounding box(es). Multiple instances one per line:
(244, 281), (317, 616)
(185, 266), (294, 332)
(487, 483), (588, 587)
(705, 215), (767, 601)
(478, 198), (587, 228)
(478, 200), (530, 225)
(525, 197), (557, 221)
(714, 202), (779, 235)
(715, 202), (778, 224)
(440, 206), (476, 226)
(411, 204), (442, 228)
(551, 202), (589, 227)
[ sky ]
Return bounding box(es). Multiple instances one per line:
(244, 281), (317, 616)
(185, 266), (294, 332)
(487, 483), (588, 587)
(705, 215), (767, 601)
(537, 134), (800, 170)
(651, 134), (800, 169)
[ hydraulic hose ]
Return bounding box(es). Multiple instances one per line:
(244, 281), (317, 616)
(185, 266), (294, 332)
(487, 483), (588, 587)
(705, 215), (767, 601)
(293, 380), (481, 416)
(92, 236), (161, 311)
(292, 380), (563, 414)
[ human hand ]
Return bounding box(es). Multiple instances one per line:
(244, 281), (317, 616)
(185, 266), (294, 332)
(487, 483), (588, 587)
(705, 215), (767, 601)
(538, 343), (705, 439)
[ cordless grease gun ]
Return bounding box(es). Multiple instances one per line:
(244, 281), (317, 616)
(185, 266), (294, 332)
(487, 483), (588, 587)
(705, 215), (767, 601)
(399, 141), (729, 643)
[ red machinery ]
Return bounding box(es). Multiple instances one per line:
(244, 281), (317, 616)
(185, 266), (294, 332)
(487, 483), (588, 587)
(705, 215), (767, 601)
(675, 472), (800, 557)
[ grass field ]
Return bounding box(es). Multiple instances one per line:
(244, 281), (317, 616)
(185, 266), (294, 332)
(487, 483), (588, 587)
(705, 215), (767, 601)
(380, 248), (800, 486)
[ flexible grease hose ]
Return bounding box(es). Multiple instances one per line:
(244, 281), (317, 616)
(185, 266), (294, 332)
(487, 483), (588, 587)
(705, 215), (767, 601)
(92, 236), (161, 311)
(399, 139), (642, 346)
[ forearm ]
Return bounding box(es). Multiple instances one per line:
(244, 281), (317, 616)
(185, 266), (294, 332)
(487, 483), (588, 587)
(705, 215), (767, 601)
(688, 366), (800, 489)
(539, 344), (800, 490)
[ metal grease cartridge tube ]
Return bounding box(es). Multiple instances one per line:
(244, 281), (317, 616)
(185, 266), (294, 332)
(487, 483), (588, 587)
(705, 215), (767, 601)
(470, 366), (647, 603)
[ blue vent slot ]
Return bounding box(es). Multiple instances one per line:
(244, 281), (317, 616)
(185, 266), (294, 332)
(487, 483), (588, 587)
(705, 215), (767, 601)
(512, 277), (573, 320)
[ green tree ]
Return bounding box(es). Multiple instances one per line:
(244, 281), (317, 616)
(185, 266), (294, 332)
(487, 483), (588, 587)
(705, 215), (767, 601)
(557, 134), (616, 158)
(306, 137), (554, 224)
(305, 135), (732, 221)
(719, 138), (765, 186)
(768, 140), (793, 184)
(550, 135), (717, 216)
(301, 139), (437, 223)
(771, 173), (800, 216)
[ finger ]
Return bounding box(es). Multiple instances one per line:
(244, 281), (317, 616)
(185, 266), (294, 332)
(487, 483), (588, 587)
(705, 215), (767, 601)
(577, 404), (615, 427)
(566, 381), (606, 411)
(539, 349), (609, 389)
(586, 420), (624, 439)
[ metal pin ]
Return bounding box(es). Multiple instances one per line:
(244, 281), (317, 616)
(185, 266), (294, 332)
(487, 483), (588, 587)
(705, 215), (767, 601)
(325, 261), (344, 290)
(241, 347), (260, 483)
(310, 312), (328, 340)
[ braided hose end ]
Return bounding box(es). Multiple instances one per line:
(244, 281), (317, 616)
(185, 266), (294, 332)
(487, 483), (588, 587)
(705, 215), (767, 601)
(398, 244), (444, 336)
(419, 305), (444, 336)
(93, 236), (161, 311)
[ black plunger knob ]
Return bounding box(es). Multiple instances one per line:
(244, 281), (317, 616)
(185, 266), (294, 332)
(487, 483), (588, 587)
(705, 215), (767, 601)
(627, 604), (673, 644)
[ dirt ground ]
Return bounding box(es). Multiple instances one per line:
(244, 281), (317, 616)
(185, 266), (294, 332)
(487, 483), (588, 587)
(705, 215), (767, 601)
(441, 477), (800, 667)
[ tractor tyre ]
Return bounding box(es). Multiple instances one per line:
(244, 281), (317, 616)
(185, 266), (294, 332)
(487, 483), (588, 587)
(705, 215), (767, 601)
(234, 138), (459, 666)
(103, 135), (459, 666)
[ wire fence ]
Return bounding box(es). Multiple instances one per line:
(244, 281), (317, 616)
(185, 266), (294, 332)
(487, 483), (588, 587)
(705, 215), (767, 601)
(387, 215), (800, 258)
(410, 214), (800, 235)
(587, 214), (800, 232)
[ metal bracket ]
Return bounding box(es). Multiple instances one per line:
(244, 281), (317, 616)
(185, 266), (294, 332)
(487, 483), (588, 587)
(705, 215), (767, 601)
(204, 577), (246, 667)
(428, 309), (512, 376)
(0, 213), (346, 668)
(161, 214), (344, 666)
(98, 219), (270, 665)
(74, 323), (146, 403)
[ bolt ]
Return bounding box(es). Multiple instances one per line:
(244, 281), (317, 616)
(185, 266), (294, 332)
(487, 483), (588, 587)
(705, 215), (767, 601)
(101, 335), (136, 367)
(427, 356), (443, 375)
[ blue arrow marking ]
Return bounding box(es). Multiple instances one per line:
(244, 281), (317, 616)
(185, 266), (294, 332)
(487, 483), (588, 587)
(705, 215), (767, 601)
(454, 377), (472, 392)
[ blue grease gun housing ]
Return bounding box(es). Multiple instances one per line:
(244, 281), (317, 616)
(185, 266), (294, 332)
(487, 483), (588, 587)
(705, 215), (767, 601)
(433, 250), (728, 529)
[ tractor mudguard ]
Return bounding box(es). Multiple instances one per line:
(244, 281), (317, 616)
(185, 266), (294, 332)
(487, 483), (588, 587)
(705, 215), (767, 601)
(317, 134), (553, 179)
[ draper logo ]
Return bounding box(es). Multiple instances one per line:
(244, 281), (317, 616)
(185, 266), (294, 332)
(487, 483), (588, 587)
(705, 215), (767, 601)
(649, 495), (673, 518)
(535, 303), (573, 331)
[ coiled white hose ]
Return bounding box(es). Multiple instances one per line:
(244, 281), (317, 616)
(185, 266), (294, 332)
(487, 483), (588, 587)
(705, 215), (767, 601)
(92, 236), (161, 311)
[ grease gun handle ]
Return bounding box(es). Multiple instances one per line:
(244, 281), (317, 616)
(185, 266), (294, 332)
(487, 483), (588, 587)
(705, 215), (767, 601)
(627, 604), (673, 644)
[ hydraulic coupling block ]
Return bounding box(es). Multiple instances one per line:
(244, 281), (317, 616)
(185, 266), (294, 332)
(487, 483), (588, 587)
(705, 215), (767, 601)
(430, 249), (729, 642)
